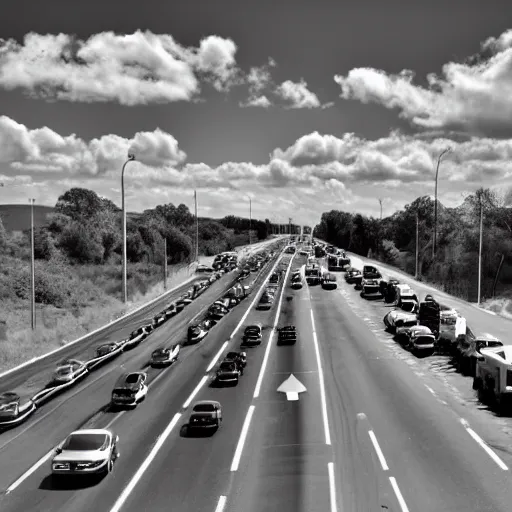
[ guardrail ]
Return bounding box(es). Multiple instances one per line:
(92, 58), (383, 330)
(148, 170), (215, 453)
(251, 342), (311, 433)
(0, 245), (282, 430)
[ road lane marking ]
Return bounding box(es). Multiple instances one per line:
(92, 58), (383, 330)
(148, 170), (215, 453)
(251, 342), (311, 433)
(389, 477), (410, 512)
(109, 413), (182, 512)
(253, 255), (295, 398)
(460, 418), (508, 470)
(368, 430), (389, 471)
(425, 385), (437, 397)
(183, 375), (209, 409)
(309, 307), (332, 446)
(207, 341), (230, 372)
(230, 405), (256, 472)
(214, 495), (227, 512)
(327, 462), (338, 512)
(273, 371), (316, 374)
(5, 449), (53, 494)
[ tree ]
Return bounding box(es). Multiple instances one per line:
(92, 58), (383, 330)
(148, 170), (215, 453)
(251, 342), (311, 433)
(34, 228), (55, 260)
(59, 222), (104, 263)
(55, 188), (103, 222)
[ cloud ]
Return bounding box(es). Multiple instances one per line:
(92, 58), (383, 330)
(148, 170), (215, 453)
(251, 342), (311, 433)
(334, 28), (512, 134)
(3, 115), (512, 222)
(240, 95), (272, 108)
(0, 31), (249, 105)
(275, 79), (323, 109)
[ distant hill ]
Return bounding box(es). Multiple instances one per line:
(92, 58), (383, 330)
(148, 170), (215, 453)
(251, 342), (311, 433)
(0, 204), (55, 232)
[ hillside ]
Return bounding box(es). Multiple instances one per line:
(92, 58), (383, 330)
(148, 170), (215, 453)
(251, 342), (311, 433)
(313, 190), (512, 311)
(0, 186), (279, 370)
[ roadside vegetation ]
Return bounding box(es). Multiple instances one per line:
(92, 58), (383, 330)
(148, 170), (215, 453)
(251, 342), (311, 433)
(0, 187), (274, 370)
(314, 188), (512, 313)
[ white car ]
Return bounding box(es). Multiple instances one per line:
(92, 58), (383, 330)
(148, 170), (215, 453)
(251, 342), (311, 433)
(52, 359), (88, 384)
(52, 429), (119, 476)
(383, 309), (418, 332)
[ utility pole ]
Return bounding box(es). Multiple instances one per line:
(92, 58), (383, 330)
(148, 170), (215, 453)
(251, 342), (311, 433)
(194, 190), (199, 262)
(433, 147), (451, 260)
(379, 198), (383, 220)
(163, 238), (168, 290)
(477, 195), (483, 305)
(289, 218), (292, 235)
(415, 210), (419, 279)
(247, 196), (252, 246)
(29, 198), (36, 330)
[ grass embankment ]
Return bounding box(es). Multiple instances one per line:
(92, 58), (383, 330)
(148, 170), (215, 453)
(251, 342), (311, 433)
(0, 254), (212, 373)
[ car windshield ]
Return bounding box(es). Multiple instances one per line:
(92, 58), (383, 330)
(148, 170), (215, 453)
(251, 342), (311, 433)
(220, 362), (235, 371)
(56, 366), (74, 374)
(193, 403), (215, 412)
(153, 350), (166, 356)
(62, 433), (108, 451)
(125, 374), (140, 384)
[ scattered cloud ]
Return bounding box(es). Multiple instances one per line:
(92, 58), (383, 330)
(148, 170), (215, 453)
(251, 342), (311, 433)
(2, 115), (511, 223)
(334, 28), (512, 134)
(0, 31), (253, 105)
(275, 79), (323, 109)
(240, 95), (272, 108)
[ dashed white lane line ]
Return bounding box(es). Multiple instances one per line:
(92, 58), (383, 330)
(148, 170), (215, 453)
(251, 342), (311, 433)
(327, 462), (338, 512)
(6, 450), (53, 494)
(230, 405), (256, 472)
(460, 418), (509, 471)
(425, 385), (437, 397)
(253, 255), (295, 399)
(109, 413), (182, 512)
(368, 430), (389, 471)
(309, 307), (332, 446)
(207, 341), (229, 372)
(214, 495), (227, 512)
(389, 477), (410, 512)
(182, 375), (209, 409)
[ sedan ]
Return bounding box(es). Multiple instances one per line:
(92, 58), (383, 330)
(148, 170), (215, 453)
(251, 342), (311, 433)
(0, 392), (36, 427)
(188, 401), (222, 431)
(215, 361), (241, 385)
(150, 344), (180, 367)
(52, 429), (119, 477)
(52, 359), (88, 385)
(111, 372), (148, 408)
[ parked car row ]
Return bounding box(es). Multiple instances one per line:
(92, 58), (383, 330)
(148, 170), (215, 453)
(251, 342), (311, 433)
(0, 250), (274, 429)
(333, 246), (512, 412)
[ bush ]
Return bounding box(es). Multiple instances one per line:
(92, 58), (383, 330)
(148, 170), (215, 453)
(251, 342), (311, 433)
(380, 239), (400, 264)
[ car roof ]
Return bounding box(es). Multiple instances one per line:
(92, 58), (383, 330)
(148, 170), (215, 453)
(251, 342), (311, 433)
(193, 400), (220, 406)
(115, 371), (144, 383)
(69, 429), (112, 436)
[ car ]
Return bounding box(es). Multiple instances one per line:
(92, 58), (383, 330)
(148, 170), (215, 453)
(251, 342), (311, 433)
(175, 297), (190, 313)
(124, 327), (149, 350)
(361, 278), (383, 299)
(188, 401), (222, 431)
(362, 265), (382, 279)
(215, 361), (242, 385)
(345, 268), (362, 284)
(257, 292), (274, 310)
(196, 264), (213, 273)
(164, 302), (177, 318)
(321, 273), (337, 290)
(208, 304), (228, 321)
(187, 322), (211, 344)
(394, 284), (418, 312)
(0, 392), (36, 427)
(458, 333), (503, 377)
(52, 429), (119, 477)
(277, 326), (297, 345)
(396, 325), (436, 355)
(242, 324), (263, 346)
(383, 310), (418, 333)
(96, 342), (123, 358)
(380, 279), (400, 303)
(269, 272), (280, 284)
(52, 359), (88, 384)
(224, 351), (247, 370)
(291, 276), (303, 289)
(111, 372), (148, 408)
(150, 344), (180, 367)
(153, 312), (167, 327)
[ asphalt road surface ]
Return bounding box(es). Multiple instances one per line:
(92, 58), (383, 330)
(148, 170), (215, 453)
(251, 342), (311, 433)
(4, 246), (512, 511)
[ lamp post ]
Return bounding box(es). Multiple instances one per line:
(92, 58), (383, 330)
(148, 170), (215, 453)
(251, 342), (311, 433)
(433, 147), (451, 259)
(194, 190), (199, 262)
(246, 196), (252, 246)
(121, 153), (136, 304)
(29, 198), (36, 330)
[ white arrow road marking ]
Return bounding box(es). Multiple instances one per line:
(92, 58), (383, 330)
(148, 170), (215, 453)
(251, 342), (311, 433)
(277, 374), (307, 401)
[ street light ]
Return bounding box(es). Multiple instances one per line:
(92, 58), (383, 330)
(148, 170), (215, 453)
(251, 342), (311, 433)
(121, 153), (136, 304)
(246, 195), (252, 246)
(432, 147), (451, 259)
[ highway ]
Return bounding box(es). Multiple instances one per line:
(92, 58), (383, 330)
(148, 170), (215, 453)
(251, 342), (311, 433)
(3, 243), (512, 510)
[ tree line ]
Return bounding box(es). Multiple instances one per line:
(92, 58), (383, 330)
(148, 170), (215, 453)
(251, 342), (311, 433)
(313, 189), (512, 302)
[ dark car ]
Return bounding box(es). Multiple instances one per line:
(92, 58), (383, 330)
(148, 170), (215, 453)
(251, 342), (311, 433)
(125, 326), (149, 349)
(188, 401), (222, 431)
(257, 292), (274, 310)
(150, 345), (180, 367)
(96, 342), (122, 358)
(215, 361), (241, 385)
(111, 372), (148, 408)
(345, 268), (362, 284)
(321, 273), (337, 290)
(242, 325), (263, 346)
(277, 326), (297, 345)
(187, 323), (210, 344)
(380, 279), (400, 303)
(224, 351), (247, 371)
(363, 265), (382, 279)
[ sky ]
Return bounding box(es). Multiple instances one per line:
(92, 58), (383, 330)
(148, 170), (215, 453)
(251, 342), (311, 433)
(1, 0), (512, 227)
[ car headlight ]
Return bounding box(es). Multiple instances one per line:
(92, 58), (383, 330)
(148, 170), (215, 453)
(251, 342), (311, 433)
(76, 461), (104, 469)
(52, 462), (70, 470)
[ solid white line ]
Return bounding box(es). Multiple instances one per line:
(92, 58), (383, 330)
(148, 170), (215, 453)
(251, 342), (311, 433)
(389, 477), (410, 512)
(230, 405), (256, 471)
(183, 375), (209, 409)
(253, 255), (295, 398)
(459, 418), (508, 470)
(327, 462), (337, 512)
(214, 495), (227, 512)
(109, 413), (182, 512)
(368, 430), (389, 471)
(6, 449), (53, 493)
(310, 319), (332, 446)
(207, 341), (229, 372)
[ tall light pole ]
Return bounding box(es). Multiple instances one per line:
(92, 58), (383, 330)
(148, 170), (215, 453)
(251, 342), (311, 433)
(379, 198), (383, 220)
(415, 210), (419, 279)
(121, 153), (136, 304)
(289, 217), (292, 235)
(477, 195), (484, 305)
(29, 198), (36, 330)
(433, 147), (451, 259)
(194, 190), (199, 262)
(246, 196), (252, 246)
